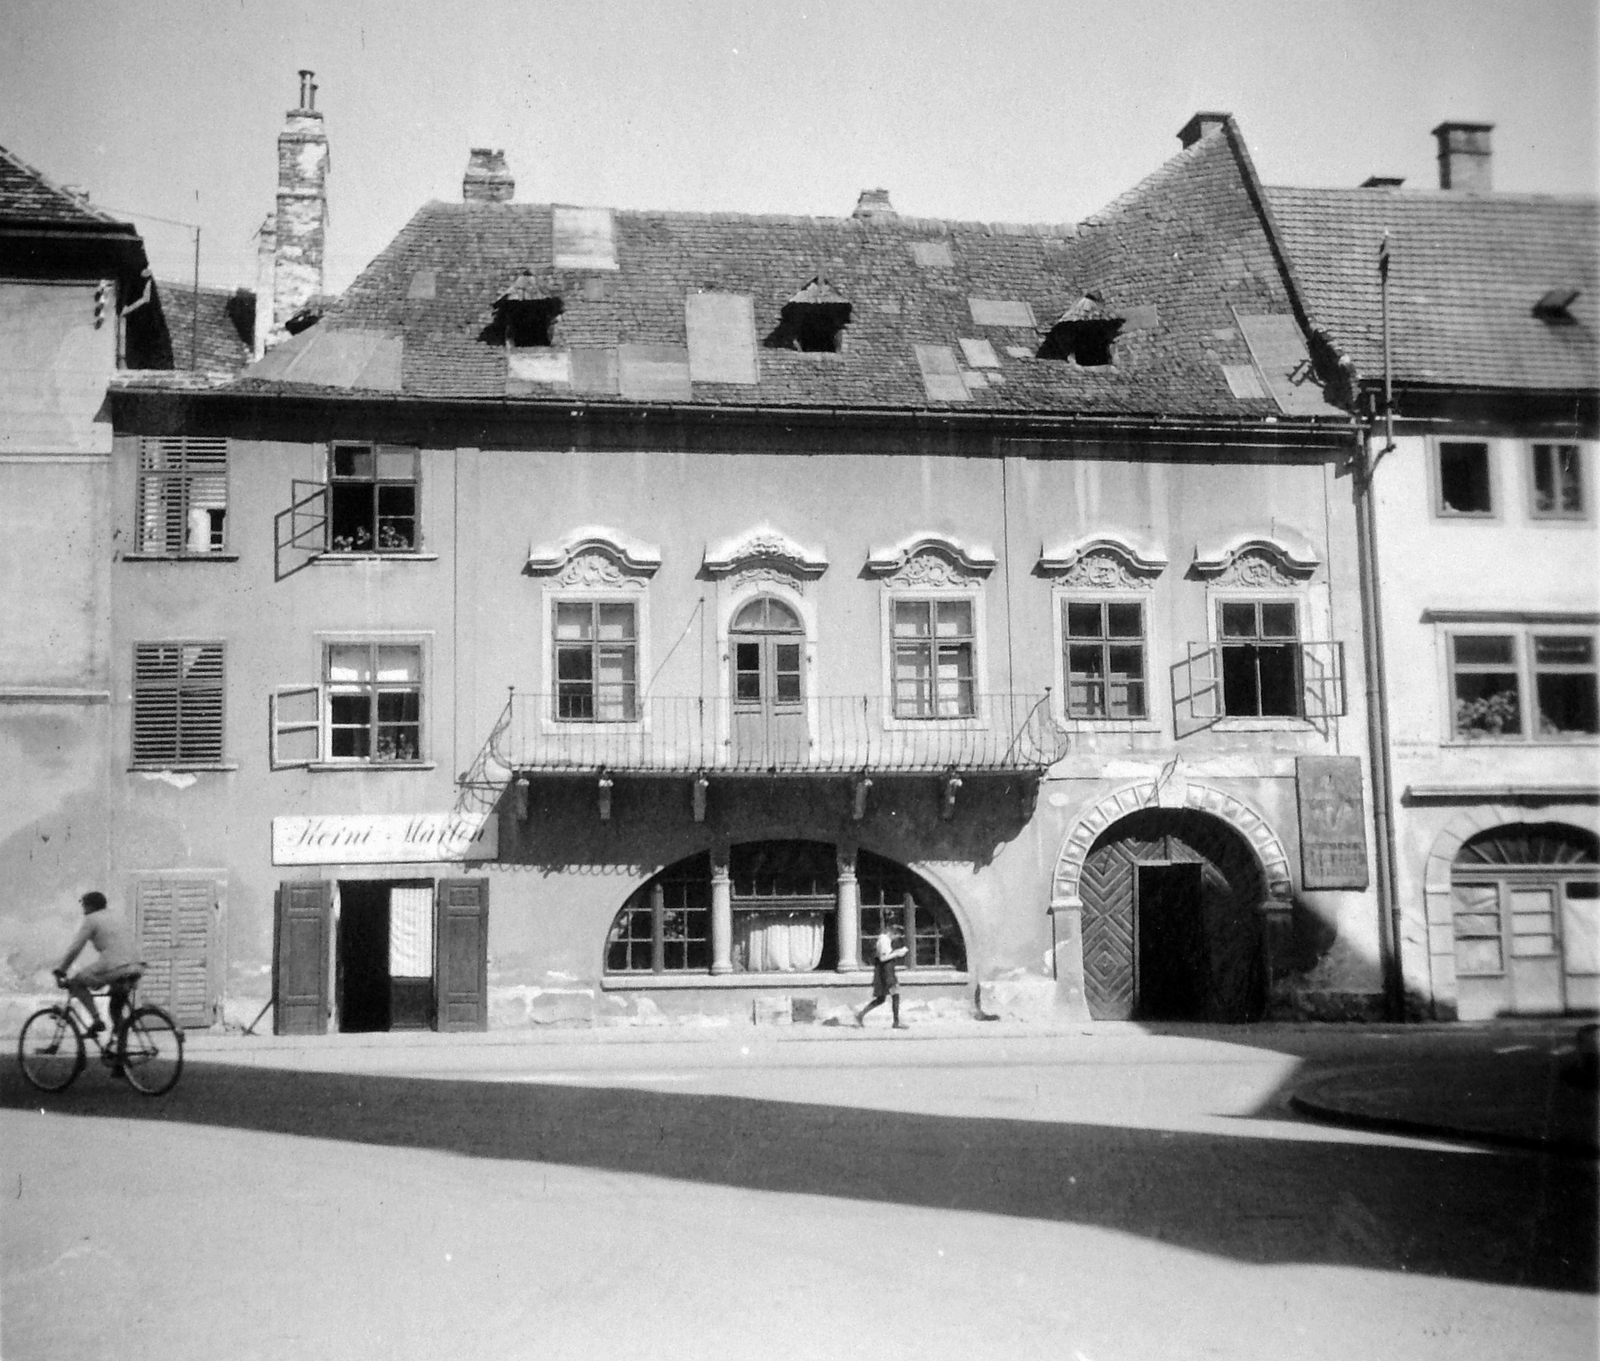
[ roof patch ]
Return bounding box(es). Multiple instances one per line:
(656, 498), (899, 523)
(244, 329), (402, 391)
(507, 349), (572, 391)
(570, 347), (620, 394)
(1221, 364), (1267, 400)
(618, 343), (690, 400)
(408, 270), (437, 300)
(553, 206), (619, 271)
(968, 298), (1035, 328)
(1233, 313), (1341, 416)
(910, 240), (954, 269)
(685, 292), (758, 384)
(913, 344), (971, 402)
(959, 338), (1001, 369)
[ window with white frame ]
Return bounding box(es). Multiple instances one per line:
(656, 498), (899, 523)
(1434, 440), (1495, 517)
(270, 640), (427, 767)
(328, 444), (419, 552)
(132, 642), (225, 766)
(1529, 443), (1587, 519)
(1219, 600), (1301, 717)
(136, 438), (228, 555)
(1064, 599), (1147, 719)
(555, 600), (638, 721)
(892, 598), (975, 718)
(1448, 628), (1598, 741)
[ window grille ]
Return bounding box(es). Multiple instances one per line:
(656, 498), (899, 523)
(136, 438), (228, 554)
(132, 642), (225, 765)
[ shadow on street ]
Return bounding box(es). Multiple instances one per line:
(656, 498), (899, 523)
(4, 1058), (1594, 1294)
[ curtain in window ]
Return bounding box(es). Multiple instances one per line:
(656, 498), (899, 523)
(733, 911), (825, 972)
(388, 886), (434, 977)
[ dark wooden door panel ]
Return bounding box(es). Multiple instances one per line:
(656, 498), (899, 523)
(434, 879), (489, 1032)
(275, 880), (331, 1035)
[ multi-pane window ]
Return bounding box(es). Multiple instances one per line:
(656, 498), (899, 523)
(892, 598), (975, 717)
(1530, 443), (1586, 518)
(326, 643), (422, 761)
(1064, 600), (1146, 719)
(858, 852), (966, 970)
(1436, 440), (1493, 516)
(555, 601), (638, 721)
(136, 438), (228, 554)
(328, 444), (418, 552)
(1219, 601), (1301, 717)
(132, 642), (225, 766)
(1449, 630), (1599, 740)
(605, 856), (711, 973)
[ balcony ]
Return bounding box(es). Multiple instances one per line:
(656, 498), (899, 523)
(495, 693), (1068, 775)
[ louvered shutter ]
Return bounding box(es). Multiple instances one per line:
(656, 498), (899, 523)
(136, 437), (228, 554)
(134, 877), (217, 1027)
(133, 642), (225, 765)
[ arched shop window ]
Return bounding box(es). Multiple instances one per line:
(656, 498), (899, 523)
(858, 850), (966, 970)
(1451, 822), (1599, 1018)
(603, 841), (966, 975)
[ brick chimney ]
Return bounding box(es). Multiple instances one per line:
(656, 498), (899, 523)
(1177, 112), (1230, 149)
(1433, 121), (1493, 192)
(253, 214), (276, 359)
(463, 149), (514, 203)
(268, 70), (329, 347)
(852, 188), (896, 219)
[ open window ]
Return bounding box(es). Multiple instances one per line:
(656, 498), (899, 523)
(271, 640), (427, 767)
(329, 444), (418, 552)
(765, 275), (851, 353)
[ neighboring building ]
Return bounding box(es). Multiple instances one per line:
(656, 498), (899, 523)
(0, 144), (167, 1020)
(93, 112), (1388, 1036)
(1270, 122), (1600, 1019)
(151, 280), (256, 374)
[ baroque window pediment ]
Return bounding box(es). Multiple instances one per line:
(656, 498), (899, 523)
(867, 533), (996, 588)
(526, 526), (661, 588)
(1191, 529), (1319, 586)
(1039, 533), (1167, 589)
(702, 526), (829, 587)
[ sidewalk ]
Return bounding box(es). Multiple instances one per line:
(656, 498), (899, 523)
(170, 1015), (1600, 1156)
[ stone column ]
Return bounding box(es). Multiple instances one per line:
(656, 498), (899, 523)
(1049, 898), (1092, 1021)
(710, 850), (733, 975)
(835, 844), (860, 971)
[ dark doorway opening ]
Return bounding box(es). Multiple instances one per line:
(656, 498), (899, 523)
(337, 881), (391, 1033)
(1137, 863), (1207, 1020)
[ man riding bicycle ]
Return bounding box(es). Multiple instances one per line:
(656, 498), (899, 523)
(54, 891), (142, 1042)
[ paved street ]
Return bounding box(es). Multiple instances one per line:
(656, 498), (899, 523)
(3, 1023), (1595, 1360)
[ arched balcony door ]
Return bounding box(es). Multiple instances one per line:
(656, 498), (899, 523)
(730, 596), (807, 766)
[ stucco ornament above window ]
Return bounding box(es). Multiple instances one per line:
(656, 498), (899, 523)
(866, 533), (997, 588)
(525, 526), (662, 588)
(701, 526), (829, 584)
(1191, 529), (1320, 586)
(1039, 533), (1168, 589)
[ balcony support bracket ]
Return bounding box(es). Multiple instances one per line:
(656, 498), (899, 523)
(852, 772), (873, 822)
(940, 769), (963, 822)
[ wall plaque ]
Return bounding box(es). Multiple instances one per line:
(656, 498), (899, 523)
(272, 812), (497, 866)
(1295, 756), (1369, 889)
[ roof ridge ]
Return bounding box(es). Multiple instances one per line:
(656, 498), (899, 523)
(1266, 183), (1599, 208)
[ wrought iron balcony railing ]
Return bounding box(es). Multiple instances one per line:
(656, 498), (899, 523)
(494, 693), (1068, 775)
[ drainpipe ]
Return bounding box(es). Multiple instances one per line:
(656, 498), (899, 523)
(1355, 232), (1405, 1020)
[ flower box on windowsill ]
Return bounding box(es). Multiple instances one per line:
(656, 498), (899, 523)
(313, 551), (439, 564)
(120, 554), (242, 563)
(305, 761), (438, 772)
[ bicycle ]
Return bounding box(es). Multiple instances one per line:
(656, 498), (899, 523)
(16, 972), (184, 1096)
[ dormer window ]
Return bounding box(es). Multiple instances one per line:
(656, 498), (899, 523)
(491, 270), (562, 347)
(1039, 293), (1123, 367)
(767, 275), (851, 353)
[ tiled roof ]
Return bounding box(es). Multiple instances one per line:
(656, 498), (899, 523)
(0, 144), (126, 227)
(219, 125), (1338, 423)
(1267, 186), (1599, 392)
(153, 280), (256, 374)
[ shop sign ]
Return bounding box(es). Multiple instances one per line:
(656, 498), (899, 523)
(1295, 756), (1368, 890)
(272, 812), (498, 865)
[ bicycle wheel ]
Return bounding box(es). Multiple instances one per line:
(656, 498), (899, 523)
(17, 1007), (85, 1092)
(119, 1006), (183, 1095)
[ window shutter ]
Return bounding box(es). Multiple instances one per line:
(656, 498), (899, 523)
(133, 643), (225, 766)
(271, 683), (322, 766)
(434, 879), (489, 1032)
(1170, 642), (1223, 738)
(136, 437), (228, 554)
(135, 877), (217, 1027)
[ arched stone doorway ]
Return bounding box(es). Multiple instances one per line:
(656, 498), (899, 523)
(1449, 822), (1599, 1019)
(1079, 808), (1267, 1021)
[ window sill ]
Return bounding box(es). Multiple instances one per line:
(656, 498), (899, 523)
(1058, 716), (1162, 732)
(129, 763), (238, 773)
(1441, 736), (1600, 748)
(1207, 717), (1319, 733)
(601, 969), (970, 991)
(314, 552), (438, 564)
(120, 553), (240, 563)
(305, 761), (438, 772)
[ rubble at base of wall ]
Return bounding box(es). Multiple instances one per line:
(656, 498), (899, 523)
(974, 973), (1059, 1022)
(491, 986), (599, 1028)
(1267, 987), (1387, 1023)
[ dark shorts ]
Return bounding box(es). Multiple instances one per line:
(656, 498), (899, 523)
(872, 958), (899, 1000)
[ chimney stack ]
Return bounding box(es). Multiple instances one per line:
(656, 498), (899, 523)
(852, 188), (896, 220)
(1177, 112), (1230, 149)
(463, 148), (515, 203)
(268, 69), (330, 348)
(1432, 121), (1493, 192)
